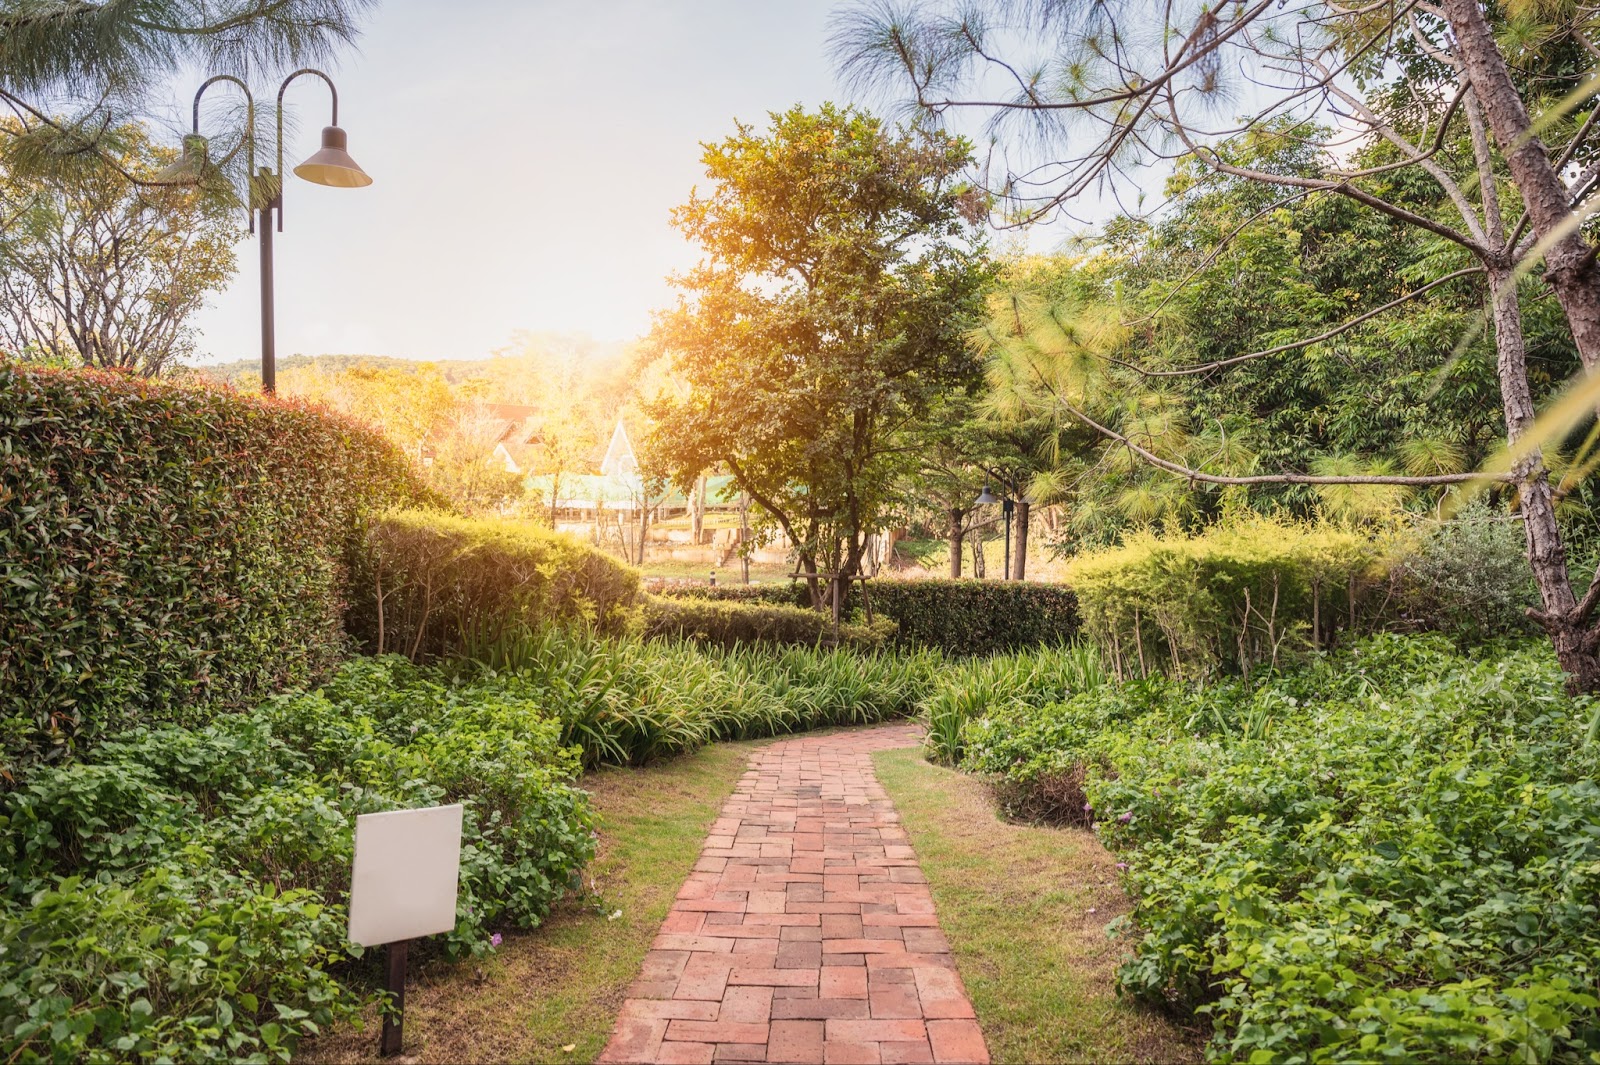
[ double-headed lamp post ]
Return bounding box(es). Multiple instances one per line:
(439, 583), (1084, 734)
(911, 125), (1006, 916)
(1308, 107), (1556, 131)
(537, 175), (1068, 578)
(973, 484), (1016, 581)
(173, 69), (372, 393)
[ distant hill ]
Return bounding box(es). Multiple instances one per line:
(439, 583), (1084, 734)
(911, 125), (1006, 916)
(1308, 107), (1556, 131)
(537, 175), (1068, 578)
(194, 353), (427, 388)
(193, 334), (640, 392)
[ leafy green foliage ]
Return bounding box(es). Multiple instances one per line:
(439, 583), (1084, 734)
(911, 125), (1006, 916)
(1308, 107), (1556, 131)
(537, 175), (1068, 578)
(660, 577), (1080, 656)
(352, 509), (641, 661)
(1069, 516), (1386, 678)
(450, 626), (937, 768)
(1391, 501), (1539, 641)
(974, 130), (1579, 552)
(0, 363), (434, 778)
(0, 655), (595, 1063)
(640, 595), (896, 651)
(960, 635), (1600, 1062)
(919, 642), (1105, 767)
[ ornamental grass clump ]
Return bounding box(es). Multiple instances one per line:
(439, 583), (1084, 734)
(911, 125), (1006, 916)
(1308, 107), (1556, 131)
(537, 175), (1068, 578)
(920, 642), (1106, 765)
(960, 634), (1600, 1062)
(442, 625), (939, 767)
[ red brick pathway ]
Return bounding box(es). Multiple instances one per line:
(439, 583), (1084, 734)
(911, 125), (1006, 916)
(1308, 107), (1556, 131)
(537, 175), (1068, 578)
(600, 724), (990, 1065)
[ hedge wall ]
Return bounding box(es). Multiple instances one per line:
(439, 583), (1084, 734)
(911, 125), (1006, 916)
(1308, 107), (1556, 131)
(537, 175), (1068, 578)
(660, 577), (1079, 656)
(0, 363), (432, 778)
(350, 509), (640, 660)
(640, 595), (896, 651)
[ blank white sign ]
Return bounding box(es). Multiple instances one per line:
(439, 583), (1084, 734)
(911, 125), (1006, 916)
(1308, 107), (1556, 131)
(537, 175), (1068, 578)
(347, 803), (464, 948)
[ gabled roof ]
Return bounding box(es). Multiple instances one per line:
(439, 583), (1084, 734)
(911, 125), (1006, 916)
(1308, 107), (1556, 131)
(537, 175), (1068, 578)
(600, 419), (637, 477)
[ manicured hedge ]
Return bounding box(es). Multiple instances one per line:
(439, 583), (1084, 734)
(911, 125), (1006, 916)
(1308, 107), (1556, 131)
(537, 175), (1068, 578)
(660, 577), (1079, 655)
(866, 579), (1078, 655)
(640, 595), (896, 651)
(351, 510), (640, 661)
(0, 363), (432, 778)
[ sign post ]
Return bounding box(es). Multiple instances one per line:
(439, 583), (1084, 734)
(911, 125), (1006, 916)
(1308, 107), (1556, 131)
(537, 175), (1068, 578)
(348, 804), (464, 1058)
(381, 940), (409, 1055)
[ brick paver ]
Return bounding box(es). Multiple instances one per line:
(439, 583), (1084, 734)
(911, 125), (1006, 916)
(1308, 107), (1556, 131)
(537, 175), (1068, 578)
(601, 725), (989, 1065)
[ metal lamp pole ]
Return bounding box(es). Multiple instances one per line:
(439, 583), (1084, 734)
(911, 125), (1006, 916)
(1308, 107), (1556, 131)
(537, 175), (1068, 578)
(184, 69), (373, 394)
(1002, 496), (1014, 581)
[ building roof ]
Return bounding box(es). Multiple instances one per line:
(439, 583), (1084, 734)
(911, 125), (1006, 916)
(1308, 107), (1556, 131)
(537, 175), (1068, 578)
(600, 419), (638, 477)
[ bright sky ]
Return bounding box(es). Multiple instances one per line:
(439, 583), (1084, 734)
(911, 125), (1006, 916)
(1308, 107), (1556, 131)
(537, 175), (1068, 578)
(186, 0), (850, 364)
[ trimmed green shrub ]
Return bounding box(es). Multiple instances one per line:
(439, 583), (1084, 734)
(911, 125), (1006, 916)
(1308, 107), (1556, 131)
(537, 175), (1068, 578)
(640, 595), (896, 651)
(0, 655), (596, 1063)
(351, 510), (640, 661)
(0, 363), (432, 778)
(960, 635), (1600, 1062)
(1069, 516), (1384, 678)
(866, 579), (1078, 655)
(660, 577), (1079, 655)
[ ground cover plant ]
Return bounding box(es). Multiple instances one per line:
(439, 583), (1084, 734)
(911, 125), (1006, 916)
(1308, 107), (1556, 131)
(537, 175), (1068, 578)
(0, 657), (597, 1063)
(958, 635), (1600, 1062)
(919, 642), (1105, 767)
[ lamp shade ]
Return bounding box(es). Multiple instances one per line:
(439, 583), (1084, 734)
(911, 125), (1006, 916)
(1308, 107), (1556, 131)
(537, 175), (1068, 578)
(973, 484), (1001, 506)
(156, 133), (209, 185)
(293, 126), (372, 188)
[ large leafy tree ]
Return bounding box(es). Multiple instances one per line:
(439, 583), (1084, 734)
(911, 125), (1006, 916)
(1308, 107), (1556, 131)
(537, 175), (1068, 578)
(648, 103), (994, 602)
(0, 122), (237, 374)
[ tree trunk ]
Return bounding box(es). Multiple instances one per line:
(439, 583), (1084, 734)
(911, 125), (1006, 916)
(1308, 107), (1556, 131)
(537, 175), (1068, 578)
(690, 475), (706, 544)
(1013, 500), (1031, 581)
(799, 553), (824, 610)
(1484, 260), (1600, 686)
(948, 507), (965, 578)
(1443, 0), (1600, 373)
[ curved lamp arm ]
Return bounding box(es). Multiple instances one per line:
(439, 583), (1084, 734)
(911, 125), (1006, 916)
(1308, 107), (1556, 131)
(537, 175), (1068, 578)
(190, 73), (256, 175)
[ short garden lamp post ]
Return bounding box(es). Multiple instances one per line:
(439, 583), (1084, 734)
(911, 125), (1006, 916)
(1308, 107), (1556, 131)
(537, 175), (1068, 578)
(169, 70), (372, 394)
(973, 484), (1016, 581)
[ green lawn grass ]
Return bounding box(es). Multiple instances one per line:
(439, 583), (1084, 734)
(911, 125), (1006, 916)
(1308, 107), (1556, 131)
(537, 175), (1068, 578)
(301, 741), (758, 1063)
(872, 748), (1204, 1064)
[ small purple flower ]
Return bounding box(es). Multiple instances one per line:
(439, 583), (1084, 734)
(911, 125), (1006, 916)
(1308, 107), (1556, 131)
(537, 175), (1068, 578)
(490, 933), (503, 948)
(1117, 811), (1133, 824)
(1116, 862), (1130, 871)
(1083, 803), (1093, 812)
